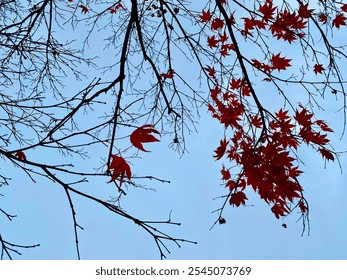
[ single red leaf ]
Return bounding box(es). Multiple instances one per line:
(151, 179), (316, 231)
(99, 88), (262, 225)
(226, 180), (237, 191)
(315, 119), (334, 132)
(219, 32), (228, 43)
(160, 69), (175, 80)
(229, 191), (248, 207)
(115, 3), (126, 11)
(204, 65), (216, 77)
(221, 165), (231, 181)
(313, 63), (325, 74)
(275, 108), (290, 121)
(295, 108), (313, 126)
(298, 3), (314, 19)
(221, 44), (235, 52)
(130, 124), (160, 152)
(230, 77), (242, 90)
(213, 138), (229, 160)
(288, 166), (303, 178)
(200, 9), (212, 23)
(271, 53), (292, 71)
(243, 17), (256, 31)
(207, 35), (219, 48)
(259, 0), (276, 21)
(311, 132), (330, 145)
(251, 115), (263, 128)
(318, 13), (328, 24)
(332, 14), (347, 28)
(108, 4), (126, 14)
(254, 19), (266, 29)
(108, 8), (117, 14)
(211, 18), (224, 30)
(271, 203), (289, 219)
(79, 5), (89, 14)
(220, 47), (230, 57)
(15, 151), (26, 160)
(318, 148), (334, 161)
(342, 4), (347, 12)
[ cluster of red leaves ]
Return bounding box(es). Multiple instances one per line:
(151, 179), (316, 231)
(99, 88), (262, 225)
(200, 1), (346, 75)
(208, 77), (333, 220)
(107, 155), (131, 187)
(201, 9), (236, 57)
(319, 4), (347, 28)
(107, 125), (160, 187)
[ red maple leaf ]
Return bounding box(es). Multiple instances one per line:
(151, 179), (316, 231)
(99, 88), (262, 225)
(298, 3), (314, 19)
(275, 108), (290, 121)
(219, 32), (228, 43)
(220, 48), (230, 57)
(15, 151), (26, 160)
(108, 4), (126, 14)
(251, 58), (263, 69)
(318, 148), (334, 161)
(251, 115), (263, 128)
(313, 63), (325, 74)
(160, 69), (175, 80)
(207, 35), (219, 48)
(200, 9), (212, 23)
(259, 0), (276, 21)
(130, 124), (160, 152)
(254, 19), (266, 29)
(107, 155), (132, 187)
(243, 17), (256, 31)
(221, 44), (235, 52)
(332, 14), (347, 28)
(295, 108), (313, 126)
(79, 5), (89, 14)
(230, 77), (242, 90)
(241, 83), (251, 96)
(288, 166), (303, 178)
(318, 13), (328, 24)
(315, 119), (334, 132)
(271, 53), (292, 71)
(213, 138), (229, 160)
(229, 191), (248, 207)
(310, 132), (330, 145)
(116, 3), (126, 10)
(342, 4), (347, 12)
(211, 18), (224, 30)
(204, 65), (216, 77)
(221, 165), (231, 180)
(271, 203), (289, 219)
